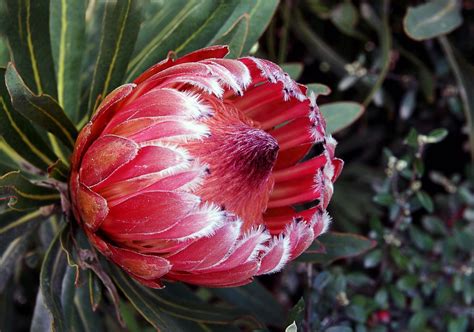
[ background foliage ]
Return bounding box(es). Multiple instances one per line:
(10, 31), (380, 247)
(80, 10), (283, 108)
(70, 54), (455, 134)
(0, 0), (473, 331)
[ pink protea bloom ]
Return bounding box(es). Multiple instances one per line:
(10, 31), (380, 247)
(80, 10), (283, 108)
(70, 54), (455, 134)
(70, 46), (343, 288)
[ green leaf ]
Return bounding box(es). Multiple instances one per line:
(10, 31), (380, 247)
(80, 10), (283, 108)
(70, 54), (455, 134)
(50, 0), (86, 123)
(345, 304), (367, 323)
(126, 0), (278, 81)
(285, 321), (297, 332)
(0, 209), (44, 254)
(408, 311), (428, 330)
(363, 249), (382, 268)
(88, 270), (103, 311)
(214, 14), (249, 59)
(0, 171), (60, 210)
(404, 0), (462, 41)
(88, 0), (142, 114)
(416, 191), (434, 213)
(239, 0), (278, 54)
(5, 64), (78, 149)
(60, 265), (77, 329)
(47, 159), (70, 183)
(426, 128), (448, 143)
(0, 37), (9, 68)
(0, 233), (32, 291)
(74, 278), (105, 332)
(307, 83), (332, 97)
(285, 298), (304, 328)
(297, 232), (376, 265)
(320, 102), (364, 134)
(0, 68), (57, 170)
(127, 1), (239, 81)
(111, 266), (250, 330)
(3, 0), (57, 96)
(211, 280), (286, 327)
(325, 326), (352, 332)
(448, 316), (468, 332)
(330, 1), (364, 39)
(40, 224), (68, 332)
(30, 291), (53, 332)
(396, 275), (418, 293)
(281, 63), (304, 80)
(373, 193), (395, 206)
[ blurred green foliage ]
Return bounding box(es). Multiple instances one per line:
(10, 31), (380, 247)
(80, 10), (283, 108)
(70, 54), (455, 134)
(265, 0), (473, 331)
(0, 0), (473, 331)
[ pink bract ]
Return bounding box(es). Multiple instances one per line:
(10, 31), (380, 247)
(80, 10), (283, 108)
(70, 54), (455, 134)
(70, 46), (343, 288)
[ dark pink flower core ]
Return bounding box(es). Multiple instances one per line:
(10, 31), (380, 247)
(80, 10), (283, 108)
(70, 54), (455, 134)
(70, 46), (343, 288)
(186, 101), (279, 230)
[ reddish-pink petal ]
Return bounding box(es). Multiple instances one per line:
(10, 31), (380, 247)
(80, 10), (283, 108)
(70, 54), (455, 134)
(273, 155), (327, 183)
(105, 89), (211, 131)
(93, 145), (187, 190)
(285, 221), (314, 259)
(166, 261), (258, 287)
(274, 144), (312, 170)
(332, 158), (344, 182)
(166, 221), (241, 271)
(71, 84), (136, 169)
(101, 191), (200, 236)
(257, 236), (291, 275)
(269, 174), (315, 201)
(312, 209), (331, 236)
(80, 135), (138, 187)
(200, 227), (270, 272)
(108, 245), (171, 280)
(110, 118), (209, 144)
(76, 184), (108, 232)
(263, 207), (317, 235)
(133, 46), (229, 84)
(269, 117), (314, 150)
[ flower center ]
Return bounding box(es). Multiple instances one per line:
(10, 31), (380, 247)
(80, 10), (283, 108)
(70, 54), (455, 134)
(185, 101), (279, 229)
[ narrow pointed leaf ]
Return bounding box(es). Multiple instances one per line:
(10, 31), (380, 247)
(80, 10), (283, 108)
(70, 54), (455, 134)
(110, 266), (188, 331)
(88, 270), (103, 311)
(5, 64), (78, 149)
(0, 233), (32, 291)
(221, 0), (279, 54)
(297, 232), (377, 265)
(47, 159), (69, 183)
(111, 266), (251, 329)
(320, 102), (364, 134)
(60, 266), (78, 330)
(126, 0), (238, 81)
(3, 0), (57, 96)
(50, 0), (86, 123)
(126, 0), (277, 81)
(88, 0), (142, 114)
(31, 291), (53, 332)
(214, 14), (249, 59)
(40, 225), (68, 332)
(0, 69), (57, 170)
(74, 282), (105, 331)
(210, 280), (285, 327)
(0, 209), (44, 254)
(0, 170), (60, 210)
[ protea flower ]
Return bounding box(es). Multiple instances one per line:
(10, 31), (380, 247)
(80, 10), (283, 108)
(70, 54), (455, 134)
(70, 46), (343, 288)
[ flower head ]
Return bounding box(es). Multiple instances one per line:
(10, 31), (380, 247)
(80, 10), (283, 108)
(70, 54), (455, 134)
(70, 46), (343, 288)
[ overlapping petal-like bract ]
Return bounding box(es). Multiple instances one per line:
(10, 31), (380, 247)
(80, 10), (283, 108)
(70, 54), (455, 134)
(70, 46), (343, 288)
